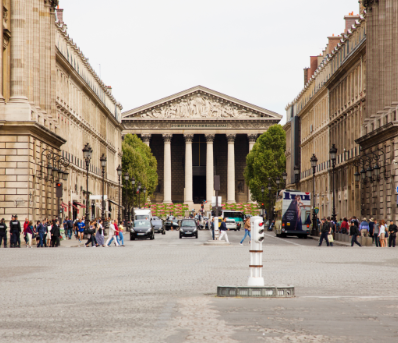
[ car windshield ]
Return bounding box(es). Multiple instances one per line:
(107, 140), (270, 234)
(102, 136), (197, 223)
(181, 220), (196, 227)
(152, 220), (162, 226)
(136, 215), (149, 220)
(134, 220), (150, 227)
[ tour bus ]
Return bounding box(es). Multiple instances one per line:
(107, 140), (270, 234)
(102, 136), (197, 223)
(274, 190), (312, 238)
(221, 210), (244, 230)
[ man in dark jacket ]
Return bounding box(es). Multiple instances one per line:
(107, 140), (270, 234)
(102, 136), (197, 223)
(388, 221), (397, 247)
(10, 215), (22, 248)
(65, 217), (73, 240)
(0, 218), (7, 248)
(218, 217), (229, 243)
(51, 219), (61, 247)
(36, 220), (46, 248)
(318, 218), (330, 246)
(350, 220), (361, 247)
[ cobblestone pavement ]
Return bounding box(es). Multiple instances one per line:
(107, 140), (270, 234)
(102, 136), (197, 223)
(0, 230), (397, 342)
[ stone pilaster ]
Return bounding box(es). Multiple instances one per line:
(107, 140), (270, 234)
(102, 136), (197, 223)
(162, 134), (172, 203)
(227, 134), (236, 203)
(141, 134), (151, 147)
(184, 134), (194, 206)
(205, 134), (215, 203)
(248, 134), (257, 202)
(0, 3), (4, 102)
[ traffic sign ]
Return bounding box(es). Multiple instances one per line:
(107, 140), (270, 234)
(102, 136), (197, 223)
(314, 207), (319, 214)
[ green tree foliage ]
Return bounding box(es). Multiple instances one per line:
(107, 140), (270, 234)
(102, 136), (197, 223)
(244, 124), (286, 208)
(122, 134), (158, 205)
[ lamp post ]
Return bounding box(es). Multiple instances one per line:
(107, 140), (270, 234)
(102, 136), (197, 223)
(267, 180), (272, 223)
(282, 171), (287, 188)
(143, 187), (147, 207)
(117, 165), (122, 223)
(330, 144), (337, 222)
(124, 171), (129, 225)
(82, 143), (93, 229)
(137, 182), (141, 209)
(100, 154), (107, 223)
(131, 177), (135, 225)
(310, 153), (318, 236)
(261, 186), (265, 222)
(294, 165), (300, 187)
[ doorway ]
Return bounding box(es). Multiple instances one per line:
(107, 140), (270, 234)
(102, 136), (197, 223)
(193, 176), (206, 204)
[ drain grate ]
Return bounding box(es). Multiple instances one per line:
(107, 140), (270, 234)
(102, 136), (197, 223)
(217, 286), (295, 298)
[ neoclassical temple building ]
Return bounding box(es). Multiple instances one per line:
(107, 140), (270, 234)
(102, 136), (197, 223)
(122, 86), (282, 206)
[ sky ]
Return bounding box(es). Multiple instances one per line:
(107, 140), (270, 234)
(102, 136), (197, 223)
(61, 0), (361, 124)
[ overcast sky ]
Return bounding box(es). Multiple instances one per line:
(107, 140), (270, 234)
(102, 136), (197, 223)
(62, 0), (360, 124)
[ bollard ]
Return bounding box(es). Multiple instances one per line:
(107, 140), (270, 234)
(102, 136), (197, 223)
(248, 216), (265, 287)
(214, 217), (220, 240)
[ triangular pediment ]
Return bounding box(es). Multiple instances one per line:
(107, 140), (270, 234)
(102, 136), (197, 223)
(122, 86), (282, 120)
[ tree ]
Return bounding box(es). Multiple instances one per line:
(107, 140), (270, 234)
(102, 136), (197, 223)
(122, 134), (158, 207)
(244, 125), (286, 210)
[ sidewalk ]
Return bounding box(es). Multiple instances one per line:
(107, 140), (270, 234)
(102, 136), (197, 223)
(310, 234), (376, 247)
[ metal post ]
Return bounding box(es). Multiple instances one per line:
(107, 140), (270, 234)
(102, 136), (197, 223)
(101, 168), (105, 222)
(85, 161), (89, 229)
(332, 160), (336, 222)
(138, 189), (141, 209)
(118, 175), (121, 223)
(312, 167), (317, 236)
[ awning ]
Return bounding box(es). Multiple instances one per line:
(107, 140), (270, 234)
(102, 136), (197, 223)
(71, 203), (79, 209)
(75, 202), (86, 208)
(108, 199), (125, 210)
(61, 202), (69, 209)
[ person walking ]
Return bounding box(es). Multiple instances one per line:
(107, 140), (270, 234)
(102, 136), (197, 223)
(350, 220), (361, 247)
(10, 215), (22, 248)
(76, 218), (85, 243)
(118, 221), (125, 246)
(373, 219), (380, 247)
(341, 218), (349, 234)
(0, 218), (7, 248)
(95, 220), (105, 247)
(23, 218), (29, 246)
(369, 218), (375, 244)
(36, 220), (45, 248)
(218, 217), (229, 243)
(388, 220), (397, 247)
(50, 220), (60, 247)
(25, 221), (34, 248)
(84, 221), (97, 247)
(359, 218), (369, 237)
(318, 218), (330, 246)
(239, 217), (251, 245)
(105, 220), (119, 247)
(46, 220), (52, 247)
(66, 217), (73, 240)
(211, 217), (215, 240)
(379, 220), (386, 247)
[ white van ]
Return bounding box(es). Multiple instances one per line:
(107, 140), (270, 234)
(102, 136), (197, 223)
(134, 209), (152, 221)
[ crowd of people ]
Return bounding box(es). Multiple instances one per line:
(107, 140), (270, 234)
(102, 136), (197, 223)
(0, 215), (126, 248)
(318, 216), (397, 248)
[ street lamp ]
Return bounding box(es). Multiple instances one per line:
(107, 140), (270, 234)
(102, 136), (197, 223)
(267, 180), (272, 223)
(329, 144), (337, 222)
(294, 165), (300, 186)
(137, 182), (141, 209)
(310, 153), (318, 236)
(100, 154), (107, 222)
(143, 187), (147, 207)
(261, 186), (265, 222)
(124, 172), (129, 224)
(117, 165), (122, 223)
(131, 177), (135, 224)
(83, 143), (93, 228)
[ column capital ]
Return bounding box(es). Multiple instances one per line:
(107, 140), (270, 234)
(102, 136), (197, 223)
(205, 134), (215, 142)
(184, 134), (194, 142)
(162, 134), (173, 143)
(226, 134), (236, 143)
(248, 134), (258, 143)
(141, 134), (151, 143)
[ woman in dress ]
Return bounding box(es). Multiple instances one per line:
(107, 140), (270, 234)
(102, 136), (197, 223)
(379, 220), (386, 247)
(46, 220), (52, 247)
(95, 220), (105, 247)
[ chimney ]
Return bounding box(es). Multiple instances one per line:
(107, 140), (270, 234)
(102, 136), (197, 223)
(107, 86), (112, 95)
(56, 6), (64, 24)
(308, 56), (318, 80)
(327, 35), (341, 54)
(344, 13), (360, 32)
(304, 68), (309, 85)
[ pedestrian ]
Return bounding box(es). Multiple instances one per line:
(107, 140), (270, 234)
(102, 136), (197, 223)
(239, 217), (251, 245)
(327, 217), (334, 246)
(105, 220), (119, 247)
(350, 220), (361, 247)
(96, 220), (105, 247)
(211, 217), (215, 240)
(218, 217), (229, 243)
(50, 219), (60, 247)
(318, 218), (330, 246)
(359, 218), (369, 237)
(373, 219), (380, 247)
(341, 218), (349, 234)
(66, 217), (73, 239)
(10, 215), (22, 248)
(379, 220), (386, 247)
(77, 218), (85, 243)
(25, 221), (34, 248)
(46, 220), (52, 247)
(36, 220), (45, 248)
(118, 221), (125, 246)
(0, 218), (7, 248)
(369, 218), (374, 243)
(388, 220), (397, 247)
(23, 218), (29, 245)
(385, 221), (389, 247)
(84, 221), (97, 247)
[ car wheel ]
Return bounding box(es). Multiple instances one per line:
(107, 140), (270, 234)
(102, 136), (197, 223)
(196, 234), (198, 239)
(179, 234), (182, 239)
(130, 235), (135, 240)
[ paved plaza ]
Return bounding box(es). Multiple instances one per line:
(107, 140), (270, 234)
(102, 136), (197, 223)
(0, 230), (398, 342)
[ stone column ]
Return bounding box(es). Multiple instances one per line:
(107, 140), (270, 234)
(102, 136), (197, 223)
(141, 134), (151, 147)
(162, 134), (172, 203)
(0, 3), (4, 102)
(227, 134), (236, 203)
(248, 134), (257, 202)
(205, 134), (215, 203)
(184, 134), (194, 206)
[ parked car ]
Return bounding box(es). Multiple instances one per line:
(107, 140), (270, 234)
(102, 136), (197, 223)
(179, 219), (198, 239)
(130, 220), (154, 240)
(225, 219), (238, 231)
(152, 219), (165, 235)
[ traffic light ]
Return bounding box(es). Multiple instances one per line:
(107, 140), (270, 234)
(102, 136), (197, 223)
(255, 221), (265, 243)
(56, 182), (63, 198)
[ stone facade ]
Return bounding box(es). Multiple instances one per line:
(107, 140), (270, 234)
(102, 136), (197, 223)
(122, 86), (282, 205)
(0, 2), (123, 227)
(285, 8), (366, 220)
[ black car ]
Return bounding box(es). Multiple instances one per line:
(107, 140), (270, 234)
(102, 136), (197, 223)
(165, 219), (180, 231)
(179, 219), (198, 239)
(152, 219), (165, 235)
(130, 220), (154, 240)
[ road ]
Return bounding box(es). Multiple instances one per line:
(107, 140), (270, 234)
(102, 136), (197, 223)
(0, 229), (397, 342)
